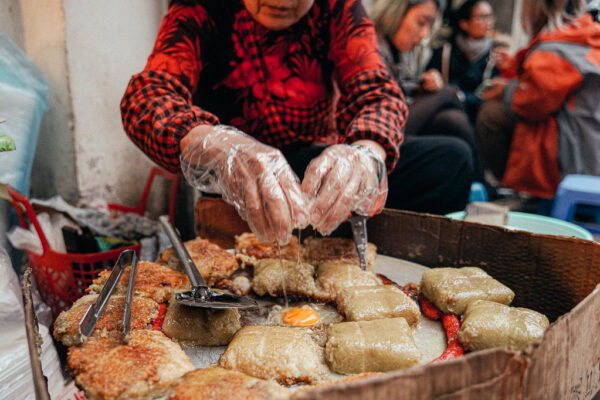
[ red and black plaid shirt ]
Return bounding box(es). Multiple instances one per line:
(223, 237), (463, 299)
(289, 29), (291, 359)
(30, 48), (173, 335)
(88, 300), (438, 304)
(121, 0), (407, 173)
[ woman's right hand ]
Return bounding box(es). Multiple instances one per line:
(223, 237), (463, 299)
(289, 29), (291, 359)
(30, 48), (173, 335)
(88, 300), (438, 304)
(180, 125), (309, 245)
(421, 69), (444, 92)
(479, 77), (507, 101)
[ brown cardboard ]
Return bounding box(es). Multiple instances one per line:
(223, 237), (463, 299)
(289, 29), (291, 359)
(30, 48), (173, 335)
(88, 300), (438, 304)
(27, 206), (600, 399)
(294, 209), (600, 400)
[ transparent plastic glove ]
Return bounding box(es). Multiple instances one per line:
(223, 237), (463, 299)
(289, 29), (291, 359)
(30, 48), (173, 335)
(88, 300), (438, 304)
(180, 125), (308, 244)
(301, 144), (388, 235)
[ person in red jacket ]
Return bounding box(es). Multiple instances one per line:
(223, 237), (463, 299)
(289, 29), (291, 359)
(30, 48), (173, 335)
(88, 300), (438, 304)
(121, 0), (474, 244)
(475, 0), (600, 199)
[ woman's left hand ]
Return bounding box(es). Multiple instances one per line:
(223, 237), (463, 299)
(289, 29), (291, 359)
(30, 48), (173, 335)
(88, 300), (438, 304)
(421, 69), (444, 92)
(301, 143), (388, 235)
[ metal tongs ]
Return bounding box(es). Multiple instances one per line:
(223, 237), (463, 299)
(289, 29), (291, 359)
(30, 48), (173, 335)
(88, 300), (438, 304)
(158, 215), (258, 309)
(78, 249), (138, 344)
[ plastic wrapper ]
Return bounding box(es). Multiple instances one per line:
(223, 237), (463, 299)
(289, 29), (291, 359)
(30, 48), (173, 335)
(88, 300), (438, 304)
(301, 144), (387, 236)
(420, 267), (515, 315)
(325, 318), (422, 374)
(458, 300), (550, 351)
(6, 211), (78, 255)
(181, 125), (308, 245)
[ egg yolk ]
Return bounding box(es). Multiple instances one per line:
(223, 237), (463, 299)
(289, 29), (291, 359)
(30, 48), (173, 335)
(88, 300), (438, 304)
(283, 308), (320, 327)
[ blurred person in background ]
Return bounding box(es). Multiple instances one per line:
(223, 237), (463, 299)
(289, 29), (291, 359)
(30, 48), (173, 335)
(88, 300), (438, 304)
(475, 0), (600, 200)
(121, 0), (474, 245)
(427, 0), (499, 122)
(371, 0), (487, 193)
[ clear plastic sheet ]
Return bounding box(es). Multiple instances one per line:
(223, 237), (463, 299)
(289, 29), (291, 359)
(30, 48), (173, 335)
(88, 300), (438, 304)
(301, 144), (387, 236)
(0, 248), (64, 399)
(181, 125), (308, 244)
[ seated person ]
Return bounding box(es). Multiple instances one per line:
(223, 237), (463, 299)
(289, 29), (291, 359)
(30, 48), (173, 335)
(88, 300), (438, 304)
(371, 0), (485, 190)
(121, 0), (475, 245)
(427, 0), (499, 122)
(475, 0), (600, 199)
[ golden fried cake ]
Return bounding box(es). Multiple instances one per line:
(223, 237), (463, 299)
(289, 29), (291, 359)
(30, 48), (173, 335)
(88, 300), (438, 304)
(220, 326), (330, 385)
(68, 330), (193, 400)
(315, 262), (381, 301)
(162, 294), (242, 346)
(336, 285), (421, 326)
(88, 261), (190, 303)
(168, 368), (290, 400)
(53, 294), (159, 346)
(235, 232), (301, 266)
(252, 259), (318, 298)
(157, 237), (240, 286)
(303, 237), (377, 270)
(458, 300), (550, 351)
(420, 267), (515, 315)
(325, 318), (422, 374)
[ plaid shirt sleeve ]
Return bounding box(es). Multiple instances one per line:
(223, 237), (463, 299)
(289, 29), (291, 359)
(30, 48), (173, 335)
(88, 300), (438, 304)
(120, 3), (219, 172)
(329, 0), (407, 171)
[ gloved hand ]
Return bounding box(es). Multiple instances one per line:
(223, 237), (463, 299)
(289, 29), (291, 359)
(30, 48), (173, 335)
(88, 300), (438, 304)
(301, 144), (387, 235)
(180, 125), (309, 244)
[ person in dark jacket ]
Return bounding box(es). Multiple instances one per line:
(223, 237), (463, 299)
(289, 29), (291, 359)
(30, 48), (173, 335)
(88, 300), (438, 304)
(427, 0), (498, 122)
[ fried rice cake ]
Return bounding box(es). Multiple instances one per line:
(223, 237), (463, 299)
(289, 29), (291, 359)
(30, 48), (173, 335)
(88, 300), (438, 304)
(68, 330), (193, 400)
(315, 262), (382, 302)
(235, 232), (301, 266)
(251, 259), (318, 298)
(325, 318), (422, 374)
(168, 368), (289, 400)
(302, 237), (377, 270)
(336, 285), (421, 326)
(88, 261), (190, 303)
(156, 237), (240, 287)
(220, 326), (330, 385)
(420, 267), (515, 315)
(162, 294), (242, 346)
(53, 294), (159, 346)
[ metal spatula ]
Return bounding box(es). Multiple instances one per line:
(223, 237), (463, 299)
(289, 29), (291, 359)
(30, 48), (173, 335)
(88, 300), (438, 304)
(158, 215), (258, 309)
(348, 214), (369, 271)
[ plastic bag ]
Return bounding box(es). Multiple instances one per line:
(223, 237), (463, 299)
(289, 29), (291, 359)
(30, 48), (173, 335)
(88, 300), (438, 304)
(6, 211), (78, 255)
(0, 248), (65, 399)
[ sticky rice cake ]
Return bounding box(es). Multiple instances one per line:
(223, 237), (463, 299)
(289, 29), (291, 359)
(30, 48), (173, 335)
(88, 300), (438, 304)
(88, 261), (190, 303)
(219, 326), (329, 385)
(252, 259), (318, 298)
(458, 300), (550, 351)
(156, 237), (239, 287)
(68, 330), (193, 400)
(168, 367), (289, 400)
(162, 294), (241, 346)
(420, 267), (515, 315)
(235, 232), (301, 266)
(325, 318), (421, 374)
(315, 262), (381, 301)
(303, 237), (377, 270)
(53, 294), (159, 346)
(336, 285), (421, 326)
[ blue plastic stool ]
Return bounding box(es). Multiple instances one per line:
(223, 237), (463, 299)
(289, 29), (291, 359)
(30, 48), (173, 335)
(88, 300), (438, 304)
(550, 175), (600, 234)
(468, 182), (488, 203)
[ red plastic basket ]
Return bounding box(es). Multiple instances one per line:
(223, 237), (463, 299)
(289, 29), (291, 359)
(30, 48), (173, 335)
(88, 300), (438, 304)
(7, 167), (180, 317)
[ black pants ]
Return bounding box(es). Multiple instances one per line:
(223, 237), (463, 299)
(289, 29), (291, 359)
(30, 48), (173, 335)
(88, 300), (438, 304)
(284, 135), (474, 215)
(405, 85), (485, 183)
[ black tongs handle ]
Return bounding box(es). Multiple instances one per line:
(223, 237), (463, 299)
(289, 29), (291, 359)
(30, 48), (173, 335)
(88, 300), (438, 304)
(158, 215), (209, 298)
(78, 249), (137, 342)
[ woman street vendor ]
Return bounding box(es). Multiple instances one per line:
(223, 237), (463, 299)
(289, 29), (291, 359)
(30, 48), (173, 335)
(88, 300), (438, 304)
(121, 0), (475, 244)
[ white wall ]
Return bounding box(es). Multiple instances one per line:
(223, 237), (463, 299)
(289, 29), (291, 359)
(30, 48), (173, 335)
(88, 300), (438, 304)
(0, 0), (24, 49)
(63, 0), (168, 206)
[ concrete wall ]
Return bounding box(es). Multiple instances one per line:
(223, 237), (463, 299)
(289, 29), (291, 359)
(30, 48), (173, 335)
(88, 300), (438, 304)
(11, 0), (168, 209)
(63, 0), (167, 206)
